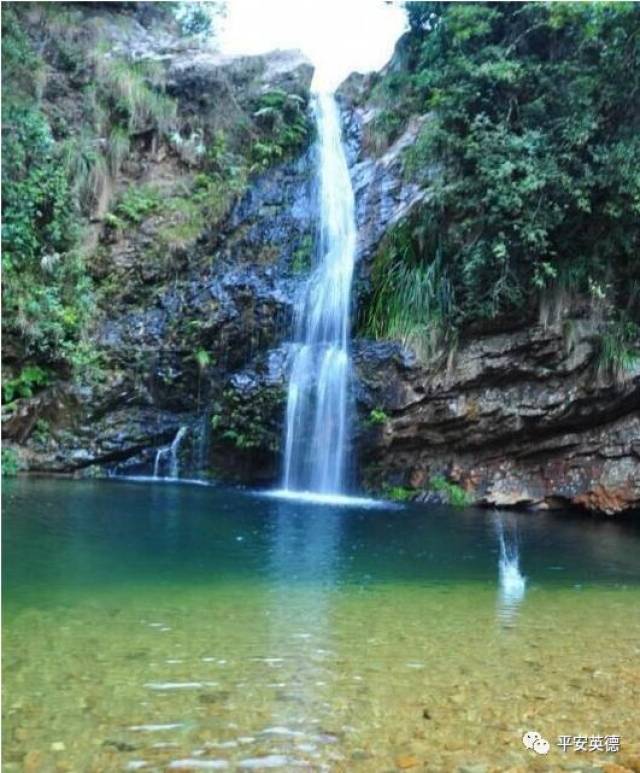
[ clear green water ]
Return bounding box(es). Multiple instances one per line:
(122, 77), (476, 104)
(3, 478), (640, 772)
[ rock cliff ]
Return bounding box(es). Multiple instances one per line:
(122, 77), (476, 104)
(3, 6), (638, 514)
(353, 330), (640, 514)
(3, 5), (314, 483)
(341, 72), (640, 515)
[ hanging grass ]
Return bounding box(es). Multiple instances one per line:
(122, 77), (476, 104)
(58, 133), (108, 211)
(596, 316), (640, 383)
(362, 222), (456, 361)
(98, 58), (176, 135)
(107, 125), (130, 175)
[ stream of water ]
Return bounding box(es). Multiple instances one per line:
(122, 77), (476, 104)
(281, 91), (356, 495)
(153, 427), (188, 480)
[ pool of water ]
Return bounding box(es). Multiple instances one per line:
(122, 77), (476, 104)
(3, 477), (640, 771)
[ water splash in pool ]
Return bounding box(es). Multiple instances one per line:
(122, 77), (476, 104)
(495, 515), (526, 623)
(281, 91), (356, 496)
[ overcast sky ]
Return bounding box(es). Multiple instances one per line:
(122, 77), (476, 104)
(219, 0), (408, 91)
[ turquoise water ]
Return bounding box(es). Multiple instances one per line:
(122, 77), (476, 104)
(3, 478), (640, 771)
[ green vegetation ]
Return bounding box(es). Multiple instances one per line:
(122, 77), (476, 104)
(363, 2), (640, 367)
(211, 386), (284, 453)
(291, 234), (314, 273)
(95, 57), (175, 136)
(2, 4), (307, 393)
(251, 90), (312, 172)
(105, 185), (162, 231)
(367, 408), (389, 426)
(362, 220), (455, 359)
(1, 99), (91, 364)
(380, 476), (471, 507)
(175, 2), (222, 38)
(1, 448), (21, 477)
(1, 4), (177, 382)
(2, 365), (51, 404)
(430, 475), (472, 508)
(195, 349), (212, 371)
(383, 485), (415, 502)
(31, 418), (52, 444)
(189, 134), (248, 222)
(597, 315), (640, 380)
(365, 110), (407, 156)
(118, 130), (250, 253)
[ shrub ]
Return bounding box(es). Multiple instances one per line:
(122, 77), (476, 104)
(250, 91), (311, 172)
(383, 485), (415, 502)
(361, 220), (455, 360)
(2, 365), (51, 404)
(367, 408), (389, 426)
(362, 2), (640, 360)
(110, 184), (162, 226)
(430, 475), (472, 508)
(1, 449), (21, 477)
(597, 316), (640, 382)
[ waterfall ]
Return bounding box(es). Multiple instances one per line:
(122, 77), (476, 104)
(154, 426), (188, 479)
(495, 516), (526, 624)
(193, 412), (211, 476)
(281, 91), (356, 495)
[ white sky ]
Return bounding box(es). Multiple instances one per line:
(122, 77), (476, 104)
(219, 0), (408, 91)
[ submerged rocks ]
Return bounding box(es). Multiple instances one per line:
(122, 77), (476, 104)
(396, 753), (420, 769)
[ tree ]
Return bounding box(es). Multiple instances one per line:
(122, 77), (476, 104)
(363, 1), (640, 363)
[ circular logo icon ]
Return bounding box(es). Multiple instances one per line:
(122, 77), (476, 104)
(522, 731), (541, 750)
(534, 738), (550, 755)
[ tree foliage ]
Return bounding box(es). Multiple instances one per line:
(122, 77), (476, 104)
(1, 4), (177, 382)
(1, 8), (90, 369)
(175, 2), (223, 37)
(365, 2), (640, 358)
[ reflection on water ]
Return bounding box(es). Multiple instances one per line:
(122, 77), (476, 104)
(495, 513), (526, 625)
(2, 478), (640, 771)
(261, 502), (343, 759)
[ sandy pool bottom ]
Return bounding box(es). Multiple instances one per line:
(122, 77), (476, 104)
(3, 583), (639, 772)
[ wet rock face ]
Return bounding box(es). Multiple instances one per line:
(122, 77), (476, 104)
(208, 346), (289, 484)
(4, 39), (314, 482)
(5, 11), (638, 514)
(353, 325), (640, 514)
(344, 107), (430, 268)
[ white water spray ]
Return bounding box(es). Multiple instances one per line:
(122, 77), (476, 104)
(154, 426), (188, 479)
(495, 516), (526, 623)
(281, 92), (356, 495)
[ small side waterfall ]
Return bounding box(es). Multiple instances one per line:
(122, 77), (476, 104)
(154, 426), (188, 479)
(495, 516), (526, 624)
(193, 412), (211, 476)
(281, 91), (356, 495)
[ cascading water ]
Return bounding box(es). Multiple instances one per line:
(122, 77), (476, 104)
(154, 426), (188, 479)
(281, 91), (356, 495)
